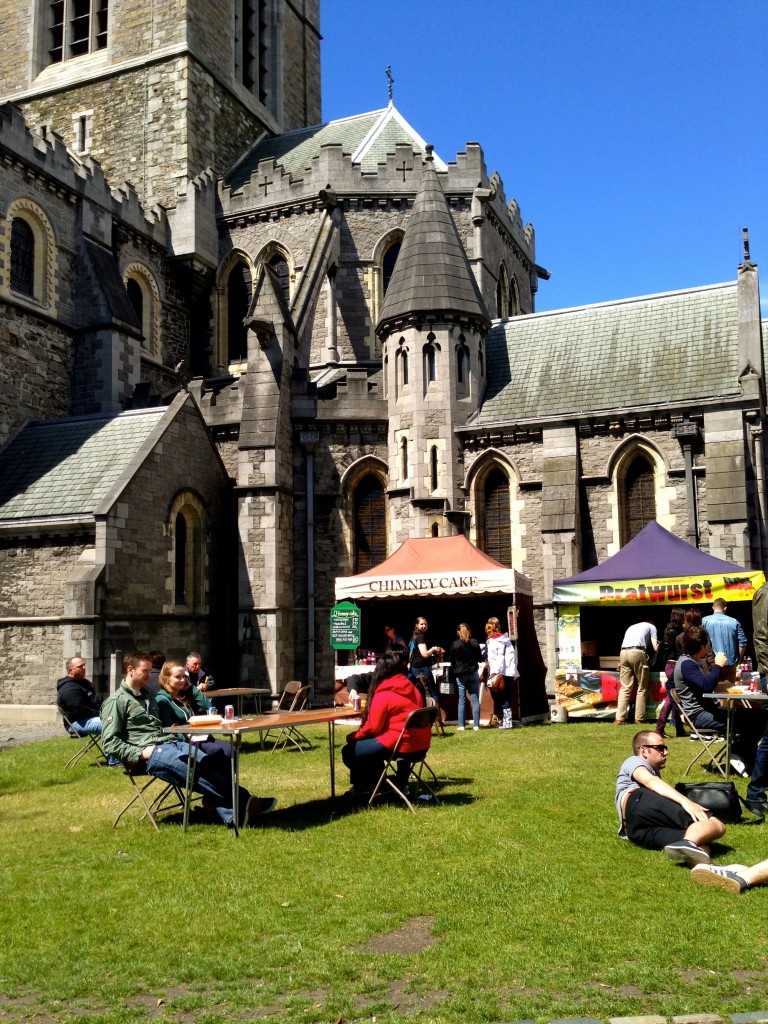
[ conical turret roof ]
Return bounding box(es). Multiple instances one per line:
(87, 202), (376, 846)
(377, 147), (491, 334)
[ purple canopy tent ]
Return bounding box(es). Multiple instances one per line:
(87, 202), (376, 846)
(552, 522), (765, 670)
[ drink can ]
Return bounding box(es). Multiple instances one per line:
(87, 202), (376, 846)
(225, 704), (235, 721)
(352, 695), (361, 712)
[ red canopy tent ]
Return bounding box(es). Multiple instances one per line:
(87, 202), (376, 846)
(335, 536), (549, 723)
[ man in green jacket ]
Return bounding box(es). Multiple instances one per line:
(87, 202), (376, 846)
(101, 652), (275, 827)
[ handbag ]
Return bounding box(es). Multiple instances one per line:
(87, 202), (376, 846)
(674, 781), (746, 823)
(488, 673), (505, 692)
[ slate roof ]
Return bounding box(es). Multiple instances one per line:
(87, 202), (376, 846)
(477, 282), (740, 424)
(227, 105), (444, 193)
(376, 150), (491, 330)
(0, 408), (167, 521)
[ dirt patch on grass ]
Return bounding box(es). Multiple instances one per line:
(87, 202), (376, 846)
(351, 915), (436, 955)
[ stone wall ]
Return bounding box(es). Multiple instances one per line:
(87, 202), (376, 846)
(0, 623), (65, 705)
(282, 0), (321, 130)
(0, 307), (73, 445)
(0, 535), (91, 704)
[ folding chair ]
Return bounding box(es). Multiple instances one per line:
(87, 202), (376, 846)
(669, 689), (727, 778)
(113, 770), (189, 831)
(269, 684), (312, 752)
(260, 680), (299, 744)
(368, 705), (441, 813)
(57, 706), (106, 769)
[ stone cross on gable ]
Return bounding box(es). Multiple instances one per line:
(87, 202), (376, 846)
(259, 174), (272, 197)
(397, 160), (412, 182)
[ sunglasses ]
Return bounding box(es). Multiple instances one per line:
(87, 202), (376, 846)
(642, 743), (668, 753)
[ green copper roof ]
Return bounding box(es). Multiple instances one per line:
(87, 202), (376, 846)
(478, 282), (740, 423)
(227, 106), (442, 193)
(0, 409), (166, 521)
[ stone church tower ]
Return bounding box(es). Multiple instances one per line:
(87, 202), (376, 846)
(377, 146), (492, 543)
(0, 0), (321, 208)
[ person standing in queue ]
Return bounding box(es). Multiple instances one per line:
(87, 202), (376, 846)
(449, 623), (484, 731)
(409, 616), (444, 706)
(655, 607), (687, 738)
(485, 616), (518, 729)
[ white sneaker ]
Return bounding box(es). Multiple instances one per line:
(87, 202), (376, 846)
(473, 726), (480, 731)
(690, 863), (748, 893)
(456, 726), (465, 731)
(730, 757), (749, 778)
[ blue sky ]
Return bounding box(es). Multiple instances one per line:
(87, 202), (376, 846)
(320, 1), (767, 314)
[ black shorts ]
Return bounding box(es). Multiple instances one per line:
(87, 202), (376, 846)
(624, 787), (710, 851)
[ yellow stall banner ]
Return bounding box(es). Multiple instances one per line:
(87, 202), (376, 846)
(553, 571), (765, 607)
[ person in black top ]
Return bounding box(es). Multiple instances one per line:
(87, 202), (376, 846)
(56, 657), (102, 735)
(449, 623), (484, 730)
(383, 623), (407, 654)
(409, 616), (444, 704)
(655, 608), (686, 738)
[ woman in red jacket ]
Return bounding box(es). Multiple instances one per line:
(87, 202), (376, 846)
(342, 651), (431, 794)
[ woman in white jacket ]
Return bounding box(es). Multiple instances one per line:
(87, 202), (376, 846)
(484, 616), (519, 729)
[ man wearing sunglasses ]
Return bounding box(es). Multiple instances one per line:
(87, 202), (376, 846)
(616, 730), (726, 866)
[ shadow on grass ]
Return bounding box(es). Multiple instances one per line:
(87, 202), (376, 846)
(0, 772), (88, 795)
(142, 786), (476, 832)
(238, 739), (316, 756)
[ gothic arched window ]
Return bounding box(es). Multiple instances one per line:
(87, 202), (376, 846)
(483, 468), (511, 565)
(268, 250), (290, 300)
(395, 343), (408, 397)
(124, 263), (162, 360)
(621, 453), (656, 544)
(423, 341), (436, 393)
(173, 501), (205, 611)
(353, 475), (386, 573)
(496, 265), (509, 318)
(227, 262), (250, 363)
(126, 278), (143, 330)
(510, 275), (521, 316)
(10, 218), (35, 297)
(382, 241), (401, 294)
(456, 338), (470, 398)
(430, 446), (439, 492)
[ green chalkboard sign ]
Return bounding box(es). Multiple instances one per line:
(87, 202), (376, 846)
(330, 601), (361, 650)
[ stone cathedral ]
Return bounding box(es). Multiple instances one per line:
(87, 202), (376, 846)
(0, 0), (764, 719)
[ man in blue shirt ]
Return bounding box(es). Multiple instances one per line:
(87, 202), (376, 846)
(702, 599), (747, 684)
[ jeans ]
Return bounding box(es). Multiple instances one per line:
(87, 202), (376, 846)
(491, 680), (511, 718)
(342, 737), (391, 790)
(690, 706), (765, 772)
(456, 670), (480, 728)
(68, 717), (102, 736)
(747, 717), (768, 805)
(147, 741), (249, 826)
(411, 668), (437, 703)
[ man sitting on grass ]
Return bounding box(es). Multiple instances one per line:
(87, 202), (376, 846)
(101, 652), (276, 828)
(691, 858), (768, 894)
(616, 729), (726, 866)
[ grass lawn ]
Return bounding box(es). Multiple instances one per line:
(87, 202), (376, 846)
(2, 720), (767, 1024)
